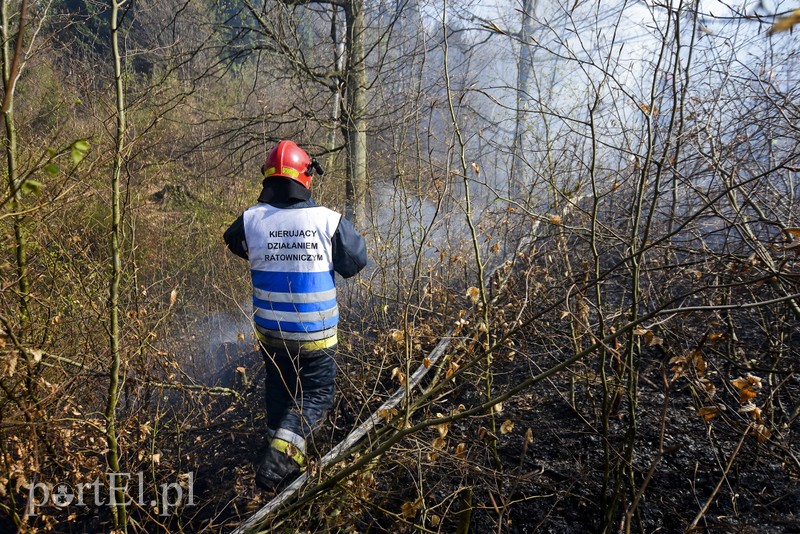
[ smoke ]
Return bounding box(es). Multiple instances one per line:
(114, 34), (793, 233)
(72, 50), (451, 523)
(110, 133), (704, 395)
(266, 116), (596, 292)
(186, 310), (256, 388)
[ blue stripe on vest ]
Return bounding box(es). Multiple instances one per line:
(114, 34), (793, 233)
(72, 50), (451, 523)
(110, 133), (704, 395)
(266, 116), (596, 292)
(253, 296), (338, 314)
(251, 269), (335, 293)
(254, 315), (340, 333)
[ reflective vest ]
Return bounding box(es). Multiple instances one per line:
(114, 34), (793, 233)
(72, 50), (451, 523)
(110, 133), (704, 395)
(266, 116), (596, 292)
(243, 203), (341, 342)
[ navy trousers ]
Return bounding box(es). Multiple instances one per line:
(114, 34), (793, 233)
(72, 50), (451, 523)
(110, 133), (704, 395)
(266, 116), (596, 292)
(260, 344), (337, 454)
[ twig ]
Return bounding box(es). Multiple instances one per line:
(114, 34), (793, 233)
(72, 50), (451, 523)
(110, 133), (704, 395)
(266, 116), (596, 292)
(625, 366), (676, 534)
(148, 381), (242, 400)
(686, 423), (751, 533)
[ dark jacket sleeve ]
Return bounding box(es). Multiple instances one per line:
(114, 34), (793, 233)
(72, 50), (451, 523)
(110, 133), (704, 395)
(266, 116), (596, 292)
(223, 215), (248, 260)
(331, 216), (367, 278)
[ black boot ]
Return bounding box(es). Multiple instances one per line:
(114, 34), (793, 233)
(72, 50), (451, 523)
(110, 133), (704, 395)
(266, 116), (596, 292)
(255, 446), (301, 491)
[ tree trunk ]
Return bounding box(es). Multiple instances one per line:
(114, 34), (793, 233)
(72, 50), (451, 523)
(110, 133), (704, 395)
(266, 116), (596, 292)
(1, 0), (30, 325)
(510, 0), (535, 197)
(105, 0), (127, 530)
(343, 0), (366, 226)
(327, 5), (345, 172)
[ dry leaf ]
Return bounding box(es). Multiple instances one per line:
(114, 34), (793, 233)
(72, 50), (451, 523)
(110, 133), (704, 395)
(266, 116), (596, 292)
(455, 443), (467, 459)
(2, 352), (16, 377)
(732, 374), (762, 403)
(746, 374), (763, 389)
(753, 423), (772, 442)
(388, 329), (404, 343)
(446, 362), (459, 379)
(549, 214), (562, 225)
(423, 357), (432, 368)
(731, 377), (750, 389)
(644, 331), (664, 347)
(378, 408), (398, 420)
(699, 378), (717, 398)
(169, 288), (178, 307)
(478, 426), (498, 442)
(697, 407), (719, 421)
(707, 332), (725, 343)
(401, 499), (421, 519)
(691, 351), (707, 376)
(525, 428), (534, 445)
(466, 286), (480, 304)
(471, 162), (480, 175)
(391, 367), (407, 385)
(738, 403), (758, 416)
(768, 9), (800, 35)
(434, 422), (449, 438)
(638, 103), (659, 116)
(432, 437), (446, 450)
(500, 420), (514, 435)
(739, 388), (757, 402)
(669, 355), (688, 382)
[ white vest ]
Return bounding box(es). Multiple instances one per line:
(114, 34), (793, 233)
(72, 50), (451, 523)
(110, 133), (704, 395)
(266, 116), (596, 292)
(243, 204), (341, 341)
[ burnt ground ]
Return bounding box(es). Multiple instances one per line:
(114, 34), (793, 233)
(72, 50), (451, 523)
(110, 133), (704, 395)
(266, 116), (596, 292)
(152, 323), (800, 534)
(18, 314), (797, 533)
(483, 352), (800, 534)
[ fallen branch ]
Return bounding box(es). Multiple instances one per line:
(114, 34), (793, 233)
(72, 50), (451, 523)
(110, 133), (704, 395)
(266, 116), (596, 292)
(231, 331), (453, 533)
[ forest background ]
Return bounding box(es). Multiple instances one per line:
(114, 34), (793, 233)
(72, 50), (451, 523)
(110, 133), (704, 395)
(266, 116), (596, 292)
(1, 0), (799, 532)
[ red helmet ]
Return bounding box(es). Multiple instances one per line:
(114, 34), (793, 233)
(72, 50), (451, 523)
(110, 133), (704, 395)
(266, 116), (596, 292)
(261, 140), (313, 189)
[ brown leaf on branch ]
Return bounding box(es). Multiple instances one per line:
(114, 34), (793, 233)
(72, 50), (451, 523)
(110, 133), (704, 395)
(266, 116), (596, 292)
(697, 407), (719, 421)
(783, 227), (800, 255)
(753, 424), (772, 442)
(466, 286), (480, 304)
(391, 367), (406, 386)
(525, 428), (534, 445)
(401, 499), (421, 519)
(767, 9), (800, 35)
(691, 350), (707, 376)
(434, 419), (449, 438)
(644, 331), (664, 347)
(731, 374), (762, 403)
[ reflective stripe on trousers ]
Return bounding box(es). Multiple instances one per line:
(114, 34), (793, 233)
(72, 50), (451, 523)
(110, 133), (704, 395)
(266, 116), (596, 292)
(261, 343), (337, 456)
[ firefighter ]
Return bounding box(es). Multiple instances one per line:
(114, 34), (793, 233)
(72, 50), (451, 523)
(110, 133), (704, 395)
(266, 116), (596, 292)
(223, 140), (367, 491)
